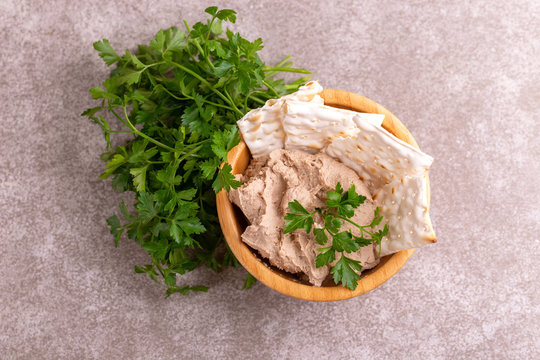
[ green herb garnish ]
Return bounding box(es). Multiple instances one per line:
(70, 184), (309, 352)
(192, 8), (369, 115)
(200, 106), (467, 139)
(83, 6), (310, 296)
(242, 273), (258, 290)
(284, 182), (388, 290)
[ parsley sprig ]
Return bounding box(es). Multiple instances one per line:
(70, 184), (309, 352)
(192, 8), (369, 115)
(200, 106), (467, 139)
(84, 7), (310, 296)
(284, 183), (388, 290)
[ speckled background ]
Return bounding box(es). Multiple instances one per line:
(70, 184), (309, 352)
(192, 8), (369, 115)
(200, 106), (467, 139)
(1, 0), (539, 358)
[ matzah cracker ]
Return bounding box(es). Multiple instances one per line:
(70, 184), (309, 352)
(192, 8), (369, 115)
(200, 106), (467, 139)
(373, 175), (436, 256)
(237, 81), (323, 158)
(282, 100), (385, 153)
(324, 121), (433, 192)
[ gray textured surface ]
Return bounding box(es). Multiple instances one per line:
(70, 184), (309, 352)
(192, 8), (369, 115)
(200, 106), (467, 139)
(1, 0), (539, 358)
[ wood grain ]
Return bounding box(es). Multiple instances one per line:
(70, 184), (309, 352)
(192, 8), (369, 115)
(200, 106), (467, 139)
(216, 89), (429, 301)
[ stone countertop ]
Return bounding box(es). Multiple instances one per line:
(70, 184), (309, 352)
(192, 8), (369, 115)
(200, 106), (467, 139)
(1, 0), (538, 358)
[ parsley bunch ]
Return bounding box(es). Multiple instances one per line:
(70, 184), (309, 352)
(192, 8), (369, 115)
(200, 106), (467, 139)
(83, 7), (310, 296)
(284, 183), (389, 290)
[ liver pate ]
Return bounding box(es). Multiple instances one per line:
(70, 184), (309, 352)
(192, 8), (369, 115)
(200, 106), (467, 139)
(229, 149), (379, 286)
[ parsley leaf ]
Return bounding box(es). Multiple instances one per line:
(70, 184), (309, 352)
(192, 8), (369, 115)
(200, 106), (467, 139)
(141, 238), (169, 260)
(313, 228), (328, 245)
(93, 39), (120, 66)
(211, 127), (240, 160)
(136, 192), (158, 223)
(98, 154), (126, 179)
(326, 183), (366, 217)
(332, 231), (360, 253)
(324, 215), (342, 233)
(130, 165), (148, 192)
(283, 200), (314, 234)
(212, 163), (242, 192)
(331, 256), (363, 291)
(200, 158), (219, 180)
(106, 215), (123, 247)
(315, 246), (336, 267)
(242, 273), (257, 290)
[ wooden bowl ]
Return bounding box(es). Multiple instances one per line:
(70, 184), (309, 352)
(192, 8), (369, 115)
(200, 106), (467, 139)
(216, 89), (429, 301)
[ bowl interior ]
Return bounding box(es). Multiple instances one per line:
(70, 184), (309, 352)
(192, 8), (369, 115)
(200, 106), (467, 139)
(216, 89), (426, 301)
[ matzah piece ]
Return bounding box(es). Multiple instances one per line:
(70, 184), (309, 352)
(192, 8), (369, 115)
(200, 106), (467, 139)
(284, 81), (324, 104)
(282, 100), (385, 153)
(324, 121), (433, 192)
(373, 175), (436, 256)
(237, 104), (285, 158)
(237, 81), (323, 158)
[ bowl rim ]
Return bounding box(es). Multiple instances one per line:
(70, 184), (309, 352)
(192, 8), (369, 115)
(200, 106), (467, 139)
(216, 89), (428, 301)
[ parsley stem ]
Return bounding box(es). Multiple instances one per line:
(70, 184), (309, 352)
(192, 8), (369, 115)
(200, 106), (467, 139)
(263, 66), (311, 74)
(154, 260), (165, 277)
(223, 87), (243, 115)
(168, 60), (244, 117)
(144, 61), (165, 69)
(276, 55), (291, 67)
(334, 215), (375, 236)
(244, 91), (266, 111)
(284, 83), (304, 91)
(108, 130), (135, 134)
(262, 80), (279, 97)
(243, 93), (251, 113)
(196, 40), (216, 72)
(264, 56), (292, 77)
(205, 17), (215, 43)
(248, 95), (266, 105)
(160, 84), (235, 111)
(178, 144), (203, 161)
(109, 107), (132, 129)
(122, 106), (176, 152)
(202, 98), (234, 111)
(157, 86), (190, 101)
(186, 139), (211, 147)
(183, 20), (216, 72)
